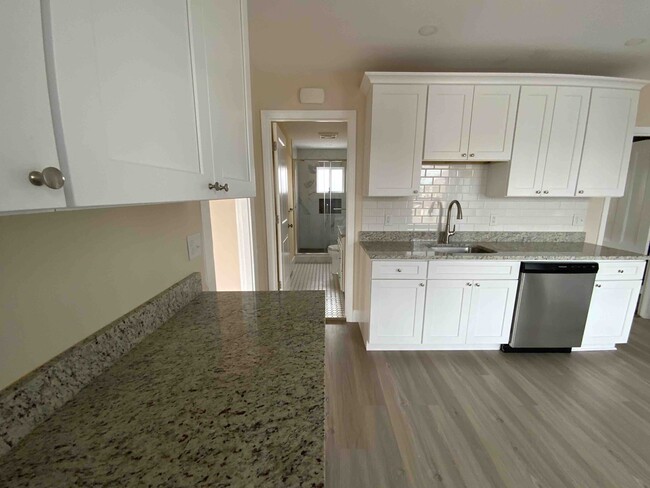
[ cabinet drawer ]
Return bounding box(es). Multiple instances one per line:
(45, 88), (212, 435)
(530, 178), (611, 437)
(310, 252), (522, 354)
(428, 261), (520, 280)
(372, 261), (428, 280)
(597, 261), (646, 281)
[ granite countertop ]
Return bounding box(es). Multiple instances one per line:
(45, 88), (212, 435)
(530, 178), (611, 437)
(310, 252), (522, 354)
(0, 292), (325, 488)
(361, 240), (650, 261)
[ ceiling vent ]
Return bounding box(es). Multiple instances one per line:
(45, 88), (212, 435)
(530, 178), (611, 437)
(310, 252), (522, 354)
(319, 132), (338, 140)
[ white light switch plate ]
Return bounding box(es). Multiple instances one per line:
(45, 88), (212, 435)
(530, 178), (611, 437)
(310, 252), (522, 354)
(490, 215), (498, 226)
(186, 233), (202, 260)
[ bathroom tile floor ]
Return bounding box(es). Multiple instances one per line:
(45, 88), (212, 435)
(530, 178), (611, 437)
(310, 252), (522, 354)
(287, 261), (344, 319)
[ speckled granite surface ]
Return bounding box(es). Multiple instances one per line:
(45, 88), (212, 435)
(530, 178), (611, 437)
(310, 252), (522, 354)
(359, 231), (586, 242)
(361, 240), (649, 261)
(0, 291), (325, 488)
(0, 273), (202, 457)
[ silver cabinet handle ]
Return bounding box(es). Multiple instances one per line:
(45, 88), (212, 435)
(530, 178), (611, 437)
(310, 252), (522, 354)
(209, 182), (229, 192)
(618, 270), (624, 273)
(578, 190), (584, 194)
(466, 282), (472, 286)
(419, 283), (425, 287)
(543, 190), (549, 194)
(595, 284), (602, 288)
(288, 224), (294, 228)
(535, 190), (542, 194)
(29, 167), (65, 190)
(462, 153), (467, 157)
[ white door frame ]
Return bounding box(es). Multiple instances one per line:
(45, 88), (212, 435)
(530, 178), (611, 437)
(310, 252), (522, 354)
(201, 198), (257, 292)
(261, 110), (357, 319)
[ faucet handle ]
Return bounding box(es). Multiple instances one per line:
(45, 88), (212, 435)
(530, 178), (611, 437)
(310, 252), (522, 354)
(449, 224), (456, 236)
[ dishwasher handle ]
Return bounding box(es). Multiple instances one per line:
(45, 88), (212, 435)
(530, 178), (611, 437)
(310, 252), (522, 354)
(520, 262), (599, 274)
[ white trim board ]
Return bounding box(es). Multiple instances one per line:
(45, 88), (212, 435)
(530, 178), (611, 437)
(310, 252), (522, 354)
(235, 198), (256, 291)
(261, 110), (357, 320)
(634, 126), (650, 137)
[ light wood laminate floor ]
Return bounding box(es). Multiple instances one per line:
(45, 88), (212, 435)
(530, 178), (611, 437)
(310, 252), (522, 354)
(325, 318), (650, 488)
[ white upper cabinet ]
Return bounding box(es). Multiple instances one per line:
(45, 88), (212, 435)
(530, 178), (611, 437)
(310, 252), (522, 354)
(575, 88), (639, 197)
(45, 0), (254, 207)
(488, 86), (590, 197)
(467, 85), (520, 161)
(423, 85), (473, 161)
(365, 84), (427, 196)
(0, 1), (66, 213)
(423, 84), (519, 161)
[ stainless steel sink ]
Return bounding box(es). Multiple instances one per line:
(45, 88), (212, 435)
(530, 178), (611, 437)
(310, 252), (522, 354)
(424, 244), (496, 254)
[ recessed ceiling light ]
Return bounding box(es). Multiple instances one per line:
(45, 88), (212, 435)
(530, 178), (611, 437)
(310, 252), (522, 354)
(625, 38), (647, 46)
(418, 25), (438, 37)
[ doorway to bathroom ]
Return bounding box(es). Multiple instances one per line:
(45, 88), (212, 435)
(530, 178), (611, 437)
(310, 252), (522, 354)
(262, 111), (356, 321)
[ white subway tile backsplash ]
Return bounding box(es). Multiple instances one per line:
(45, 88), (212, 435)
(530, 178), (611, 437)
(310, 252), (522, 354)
(362, 163), (588, 233)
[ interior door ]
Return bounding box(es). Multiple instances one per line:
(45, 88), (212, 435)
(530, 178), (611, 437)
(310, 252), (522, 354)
(46, 0), (217, 206)
(273, 123), (293, 289)
(0, 1), (66, 212)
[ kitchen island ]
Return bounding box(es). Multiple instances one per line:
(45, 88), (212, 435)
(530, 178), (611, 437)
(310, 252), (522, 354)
(0, 292), (325, 487)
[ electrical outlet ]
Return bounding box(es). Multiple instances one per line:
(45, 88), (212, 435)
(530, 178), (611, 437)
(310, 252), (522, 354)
(384, 215), (392, 225)
(186, 233), (202, 260)
(573, 215), (585, 226)
(490, 215), (498, 226)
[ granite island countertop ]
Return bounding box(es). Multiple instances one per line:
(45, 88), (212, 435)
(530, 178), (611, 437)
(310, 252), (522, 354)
(0, 291), (325, 488)
(361, 240), (650, 261)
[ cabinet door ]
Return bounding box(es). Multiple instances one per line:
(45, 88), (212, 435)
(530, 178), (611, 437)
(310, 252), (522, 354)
(466, 280), (518, 344)
(369, 280), (426, 344)
(366, 85), (427, 196)
(541, 87), (590, 197)
(0, 1), (66, 213)
(582, 280), (642, 346)
(468, 85), (520, 161)
(46, 0), (252, 206)
(423, 85), (473, 161)
(193, 0), (254, 198)
(422, 280), (471, 345)
(507, 86), (556, 196)
(576, 88), (639, 197)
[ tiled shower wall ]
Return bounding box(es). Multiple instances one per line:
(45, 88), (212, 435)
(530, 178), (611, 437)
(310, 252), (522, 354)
(361, 163), (589, 232)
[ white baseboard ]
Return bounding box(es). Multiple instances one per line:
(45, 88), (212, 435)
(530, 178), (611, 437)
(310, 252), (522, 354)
(364, 343), (502, 351)
(572, 345), (617, 351)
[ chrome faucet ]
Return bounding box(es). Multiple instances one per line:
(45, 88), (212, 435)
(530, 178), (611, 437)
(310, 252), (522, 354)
(443, 200), (463, 244)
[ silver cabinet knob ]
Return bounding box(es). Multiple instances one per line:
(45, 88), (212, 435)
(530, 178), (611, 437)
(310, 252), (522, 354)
(462, 153), (467, 157)
(595, 284), (602, 288)
(543, 190), (549, 194)
(466, 282), (472, 286)
(288, 224), (294, 228)
(413, 189), (419, 194)
(396, 268), (402, 272)
(535, 190), (542, 194)
(578, 190), (584, 194)
(208, 182), (229, 192)
(29, 167), (65, 190)
(618, 269), (624, 273)
(419, 283), (425, 287)
(469, 153), (475, 157)
(475, 283), (481, 287)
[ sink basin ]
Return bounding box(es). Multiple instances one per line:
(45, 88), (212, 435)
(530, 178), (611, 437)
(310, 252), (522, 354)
(424, 244), (496, 254)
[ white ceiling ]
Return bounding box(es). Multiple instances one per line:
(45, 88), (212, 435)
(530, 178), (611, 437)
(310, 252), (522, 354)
(279, 122), (348, 149)
(248, 0), (650, 79)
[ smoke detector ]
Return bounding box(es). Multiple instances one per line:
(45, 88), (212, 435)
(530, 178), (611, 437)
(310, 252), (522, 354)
(319, 132), (338, 140)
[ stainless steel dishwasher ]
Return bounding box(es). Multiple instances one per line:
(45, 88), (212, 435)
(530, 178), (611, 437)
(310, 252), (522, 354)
(502, 262), (598, 352)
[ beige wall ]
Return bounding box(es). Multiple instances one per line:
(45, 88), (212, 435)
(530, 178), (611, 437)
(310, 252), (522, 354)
(0, 203), (203, 389)
(209, 199), (242, 291)
(250, 69), (366, 310)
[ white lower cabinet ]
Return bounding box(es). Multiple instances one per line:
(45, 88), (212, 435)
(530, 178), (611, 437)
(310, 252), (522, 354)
(581, 280), (642, 347)
(369, 279), (426, 345)
(422, 279), (517, 347)
(466, 280), (518, 344)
